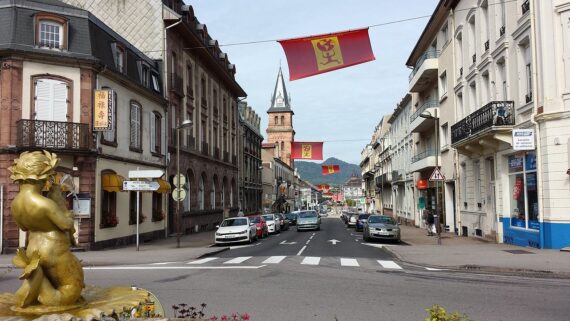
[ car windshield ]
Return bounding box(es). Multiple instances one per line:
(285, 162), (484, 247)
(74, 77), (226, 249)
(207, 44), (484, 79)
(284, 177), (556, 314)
(250, 216), (261, 223)
(298, 211), (317, 218)
(262, 215), (274, 221)
(368, 216), (396, 224)
(221, 218), (248, 227)
(358, 214), (370, 220)
(286, 213), (297, 219)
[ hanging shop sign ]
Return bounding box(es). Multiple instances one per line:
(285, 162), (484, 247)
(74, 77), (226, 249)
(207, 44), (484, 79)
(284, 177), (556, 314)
(93, 89), (114, 131)
(512, 129), (535, 150)
(416, 179), (428, 190)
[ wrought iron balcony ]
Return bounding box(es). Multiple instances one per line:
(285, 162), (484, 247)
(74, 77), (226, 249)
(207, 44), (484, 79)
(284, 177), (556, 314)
(451, 101), (514, 145)
(472, 54), (476, 64)
(16, 119), (91, 151)
(410, 100), (439, 123)
(500, 25), (506, 36)
(391, 170), (403, 182)
(484, 40), (489, 52)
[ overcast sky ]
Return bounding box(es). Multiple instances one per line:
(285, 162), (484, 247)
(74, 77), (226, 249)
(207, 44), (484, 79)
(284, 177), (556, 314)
(190, 0), (439, 164)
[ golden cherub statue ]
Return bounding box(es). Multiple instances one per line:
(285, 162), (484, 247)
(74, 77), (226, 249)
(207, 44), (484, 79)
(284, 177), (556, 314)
(8, 151), (84, 308)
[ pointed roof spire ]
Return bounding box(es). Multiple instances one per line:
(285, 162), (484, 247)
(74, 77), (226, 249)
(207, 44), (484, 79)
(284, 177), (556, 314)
(267, 66), (293, 113)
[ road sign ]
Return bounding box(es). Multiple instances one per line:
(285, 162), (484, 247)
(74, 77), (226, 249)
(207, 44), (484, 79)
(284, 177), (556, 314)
(429, 167), (445, 181)
(123, 180), (160, 191)
(128, 170), (164, 179)
(172, 187), (186, 201)
(173, 174), (186, 187)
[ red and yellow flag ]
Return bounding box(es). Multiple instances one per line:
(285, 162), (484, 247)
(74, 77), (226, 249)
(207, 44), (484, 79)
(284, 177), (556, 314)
(317, 184), (330, 192)
(278, 28), (375, 81)
(322, 165), (340, 175)
(291, 142), (323, 160)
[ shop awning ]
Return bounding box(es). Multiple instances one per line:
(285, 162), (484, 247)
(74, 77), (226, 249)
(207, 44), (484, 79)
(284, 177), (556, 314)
(102, 174), (125, 192)
(154, 178), (171, 194)
(43, 173), (72, 192)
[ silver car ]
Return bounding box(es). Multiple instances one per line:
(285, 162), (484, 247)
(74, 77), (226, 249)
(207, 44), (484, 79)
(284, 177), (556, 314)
(363, 215), (401, 243)
(296, 210), (321, 231)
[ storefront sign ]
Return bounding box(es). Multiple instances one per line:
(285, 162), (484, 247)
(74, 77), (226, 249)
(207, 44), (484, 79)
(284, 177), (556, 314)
(512, 129), (535, 150)
(508, 154), (524, 173)
(93, 89), (114, 131)
(416, 179), (428, 190)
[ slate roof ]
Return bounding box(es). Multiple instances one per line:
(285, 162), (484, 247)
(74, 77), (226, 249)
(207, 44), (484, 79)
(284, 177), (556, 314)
(267, 67), (294, 114)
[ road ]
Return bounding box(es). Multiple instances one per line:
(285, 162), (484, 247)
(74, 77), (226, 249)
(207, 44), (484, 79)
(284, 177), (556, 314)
(1, 215), (569, 321)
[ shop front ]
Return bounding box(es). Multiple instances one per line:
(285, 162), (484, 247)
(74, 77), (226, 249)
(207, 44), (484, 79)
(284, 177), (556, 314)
(500, 151), (540, 248)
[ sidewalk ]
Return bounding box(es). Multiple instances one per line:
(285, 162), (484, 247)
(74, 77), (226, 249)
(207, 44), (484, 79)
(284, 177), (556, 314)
(0, 231), (228, 267)
(386, 224), (570, 276)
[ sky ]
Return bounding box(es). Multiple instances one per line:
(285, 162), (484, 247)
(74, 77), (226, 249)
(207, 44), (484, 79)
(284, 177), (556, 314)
(190, 0), (439, 164)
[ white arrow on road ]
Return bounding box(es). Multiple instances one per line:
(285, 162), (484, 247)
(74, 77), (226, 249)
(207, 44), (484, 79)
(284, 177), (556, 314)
(280, 240), (297, 245)
(328, 239), (341, 245)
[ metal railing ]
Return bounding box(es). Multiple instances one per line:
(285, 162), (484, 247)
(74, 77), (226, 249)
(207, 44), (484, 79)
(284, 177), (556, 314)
(411, 149), (437, 164)
(17, 119), (91, 151)
(410, 100), (439, 123)
(408, 49), (440, 82)
(451, 101), (515, 144)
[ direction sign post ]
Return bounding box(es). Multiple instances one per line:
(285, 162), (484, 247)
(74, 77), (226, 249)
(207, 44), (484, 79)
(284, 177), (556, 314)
(123, 180), (160, 191)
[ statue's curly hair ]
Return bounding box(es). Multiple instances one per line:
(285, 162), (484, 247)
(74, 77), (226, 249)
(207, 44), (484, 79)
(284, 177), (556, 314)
(8, 151), (59, 182)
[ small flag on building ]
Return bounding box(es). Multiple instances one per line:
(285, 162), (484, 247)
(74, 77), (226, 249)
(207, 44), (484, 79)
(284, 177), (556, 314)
(322, 165), (340, 175)
(291, 142), (324, 160)
(317, 184), (330, 191)
(278, 28), (375, 81)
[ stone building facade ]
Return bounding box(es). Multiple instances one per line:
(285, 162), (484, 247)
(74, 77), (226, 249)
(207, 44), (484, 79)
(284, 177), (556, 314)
(238, 102), (263, 216)
(61, 0), (247, 235)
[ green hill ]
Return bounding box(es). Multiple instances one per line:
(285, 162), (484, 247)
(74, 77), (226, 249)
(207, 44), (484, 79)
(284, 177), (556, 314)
(295, 157), (361, 186)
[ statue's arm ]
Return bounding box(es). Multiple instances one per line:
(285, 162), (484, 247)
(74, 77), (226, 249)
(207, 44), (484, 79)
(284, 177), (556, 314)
(45, 203), (74, 231)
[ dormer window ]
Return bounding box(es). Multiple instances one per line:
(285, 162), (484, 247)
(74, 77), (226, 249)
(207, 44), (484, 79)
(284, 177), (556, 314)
(115, 46), (125, 73)
(35, 13), (68, 50)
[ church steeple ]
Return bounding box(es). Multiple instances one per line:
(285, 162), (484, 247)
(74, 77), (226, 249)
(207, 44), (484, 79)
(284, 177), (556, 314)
(266, 67), (295, 167)
(267, 67), (293, 114)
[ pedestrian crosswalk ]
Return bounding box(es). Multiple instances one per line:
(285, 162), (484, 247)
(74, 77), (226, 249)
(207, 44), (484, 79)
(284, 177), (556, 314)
(176, 256), (411, 270)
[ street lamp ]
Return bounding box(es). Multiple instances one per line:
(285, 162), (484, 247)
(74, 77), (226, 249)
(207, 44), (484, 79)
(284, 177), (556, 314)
(176, 119), (193, 248)
(419, 110), (441, 245)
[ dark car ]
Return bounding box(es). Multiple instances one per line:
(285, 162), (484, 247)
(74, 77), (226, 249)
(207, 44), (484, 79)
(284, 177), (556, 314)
(276, 213), (290, 231)
(285, 212), (298, 225)
(355, 214), (370, 231)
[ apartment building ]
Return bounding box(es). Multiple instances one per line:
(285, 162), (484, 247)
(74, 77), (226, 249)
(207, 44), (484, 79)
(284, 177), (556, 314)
(0, 0), (168, 250)
(238, 102), (263, 216)
(62, 0), (247, 235)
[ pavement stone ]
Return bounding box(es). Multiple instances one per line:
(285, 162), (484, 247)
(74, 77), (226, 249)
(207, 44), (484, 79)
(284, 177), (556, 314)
(387, 224), (570, 276)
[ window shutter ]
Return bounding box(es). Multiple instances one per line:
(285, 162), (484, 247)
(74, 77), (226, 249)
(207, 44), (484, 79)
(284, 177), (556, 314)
(130, 105), (137, 148)
(161, 114), (166, 155)
(135, 105), (141, 148)
(52, 81), (68, 122)
(150, 111), (156, 153)
(35, 80), (52, 120)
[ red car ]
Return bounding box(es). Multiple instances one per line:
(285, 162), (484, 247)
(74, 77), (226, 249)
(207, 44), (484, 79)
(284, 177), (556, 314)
(250, 215), (269, 238)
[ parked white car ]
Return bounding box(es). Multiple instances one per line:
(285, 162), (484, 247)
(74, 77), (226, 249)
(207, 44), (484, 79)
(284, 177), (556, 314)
(215, 217), (257, 244)
(262, 214), (281, 234)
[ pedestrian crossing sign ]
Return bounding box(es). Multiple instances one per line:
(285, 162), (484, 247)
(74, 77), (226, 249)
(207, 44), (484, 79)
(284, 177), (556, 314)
(429, 167), (445, 181)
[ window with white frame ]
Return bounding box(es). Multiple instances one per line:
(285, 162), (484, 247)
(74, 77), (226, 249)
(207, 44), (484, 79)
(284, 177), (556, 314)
(461, 163), (467, 208)
(456, 32), (463, 78)
(115, 45), (125, 74)
(440, 22), (449, 47)
(440, 123), (449, 149)
(519, 38), (532, 103)
(129, 102), (142, 151)
(474, 160), (481, 209)
(497, 59), (508, 100)
(150, 111), (162, 154)
(508, 152), (538, 230)
(469, 81), (477, 114)
(39, 20), (63, 49)
(481, 71), (490, 103)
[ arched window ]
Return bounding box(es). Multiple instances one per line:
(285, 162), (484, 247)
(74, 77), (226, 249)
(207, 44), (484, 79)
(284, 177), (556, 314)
(281, 141), (285, 152)
(230, 184), (234, 207)
(211, 181), (216, 209)
(198, 176), (205, 210)
(100, 170), (119, 228)
(281, 116), (285, 125)
(221, 183), (226, 207)
(274, 116), (278, 125)
(34, 13), (68, 50)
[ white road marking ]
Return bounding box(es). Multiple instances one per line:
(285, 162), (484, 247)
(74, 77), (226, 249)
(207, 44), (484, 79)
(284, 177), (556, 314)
(84, 265), (265, 270)
(151, 261), (178, 265)
(187, 257), (219, 265)
(377, 260), (403, 269)
(340, 258), (360, 267)
(301, 256), (320, 265)
(224, 256), (252, 264)
(262, 256), (287, 264)
(309, 235), (314, 240)
(425, 267), (447, 271)
(228, 243), (261, 250)
(297, 245), (307, 256)
(305, 240), (311, 245)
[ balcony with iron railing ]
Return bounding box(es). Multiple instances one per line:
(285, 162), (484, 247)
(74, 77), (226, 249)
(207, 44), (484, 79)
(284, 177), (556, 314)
(451, 101), (515, 147)
(410, 100), (439, 133)
(16, 119), (91, 152)
(408, 49), (440, 93)
(391, 170), (404, 183)
(409, 149), (440, 173)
